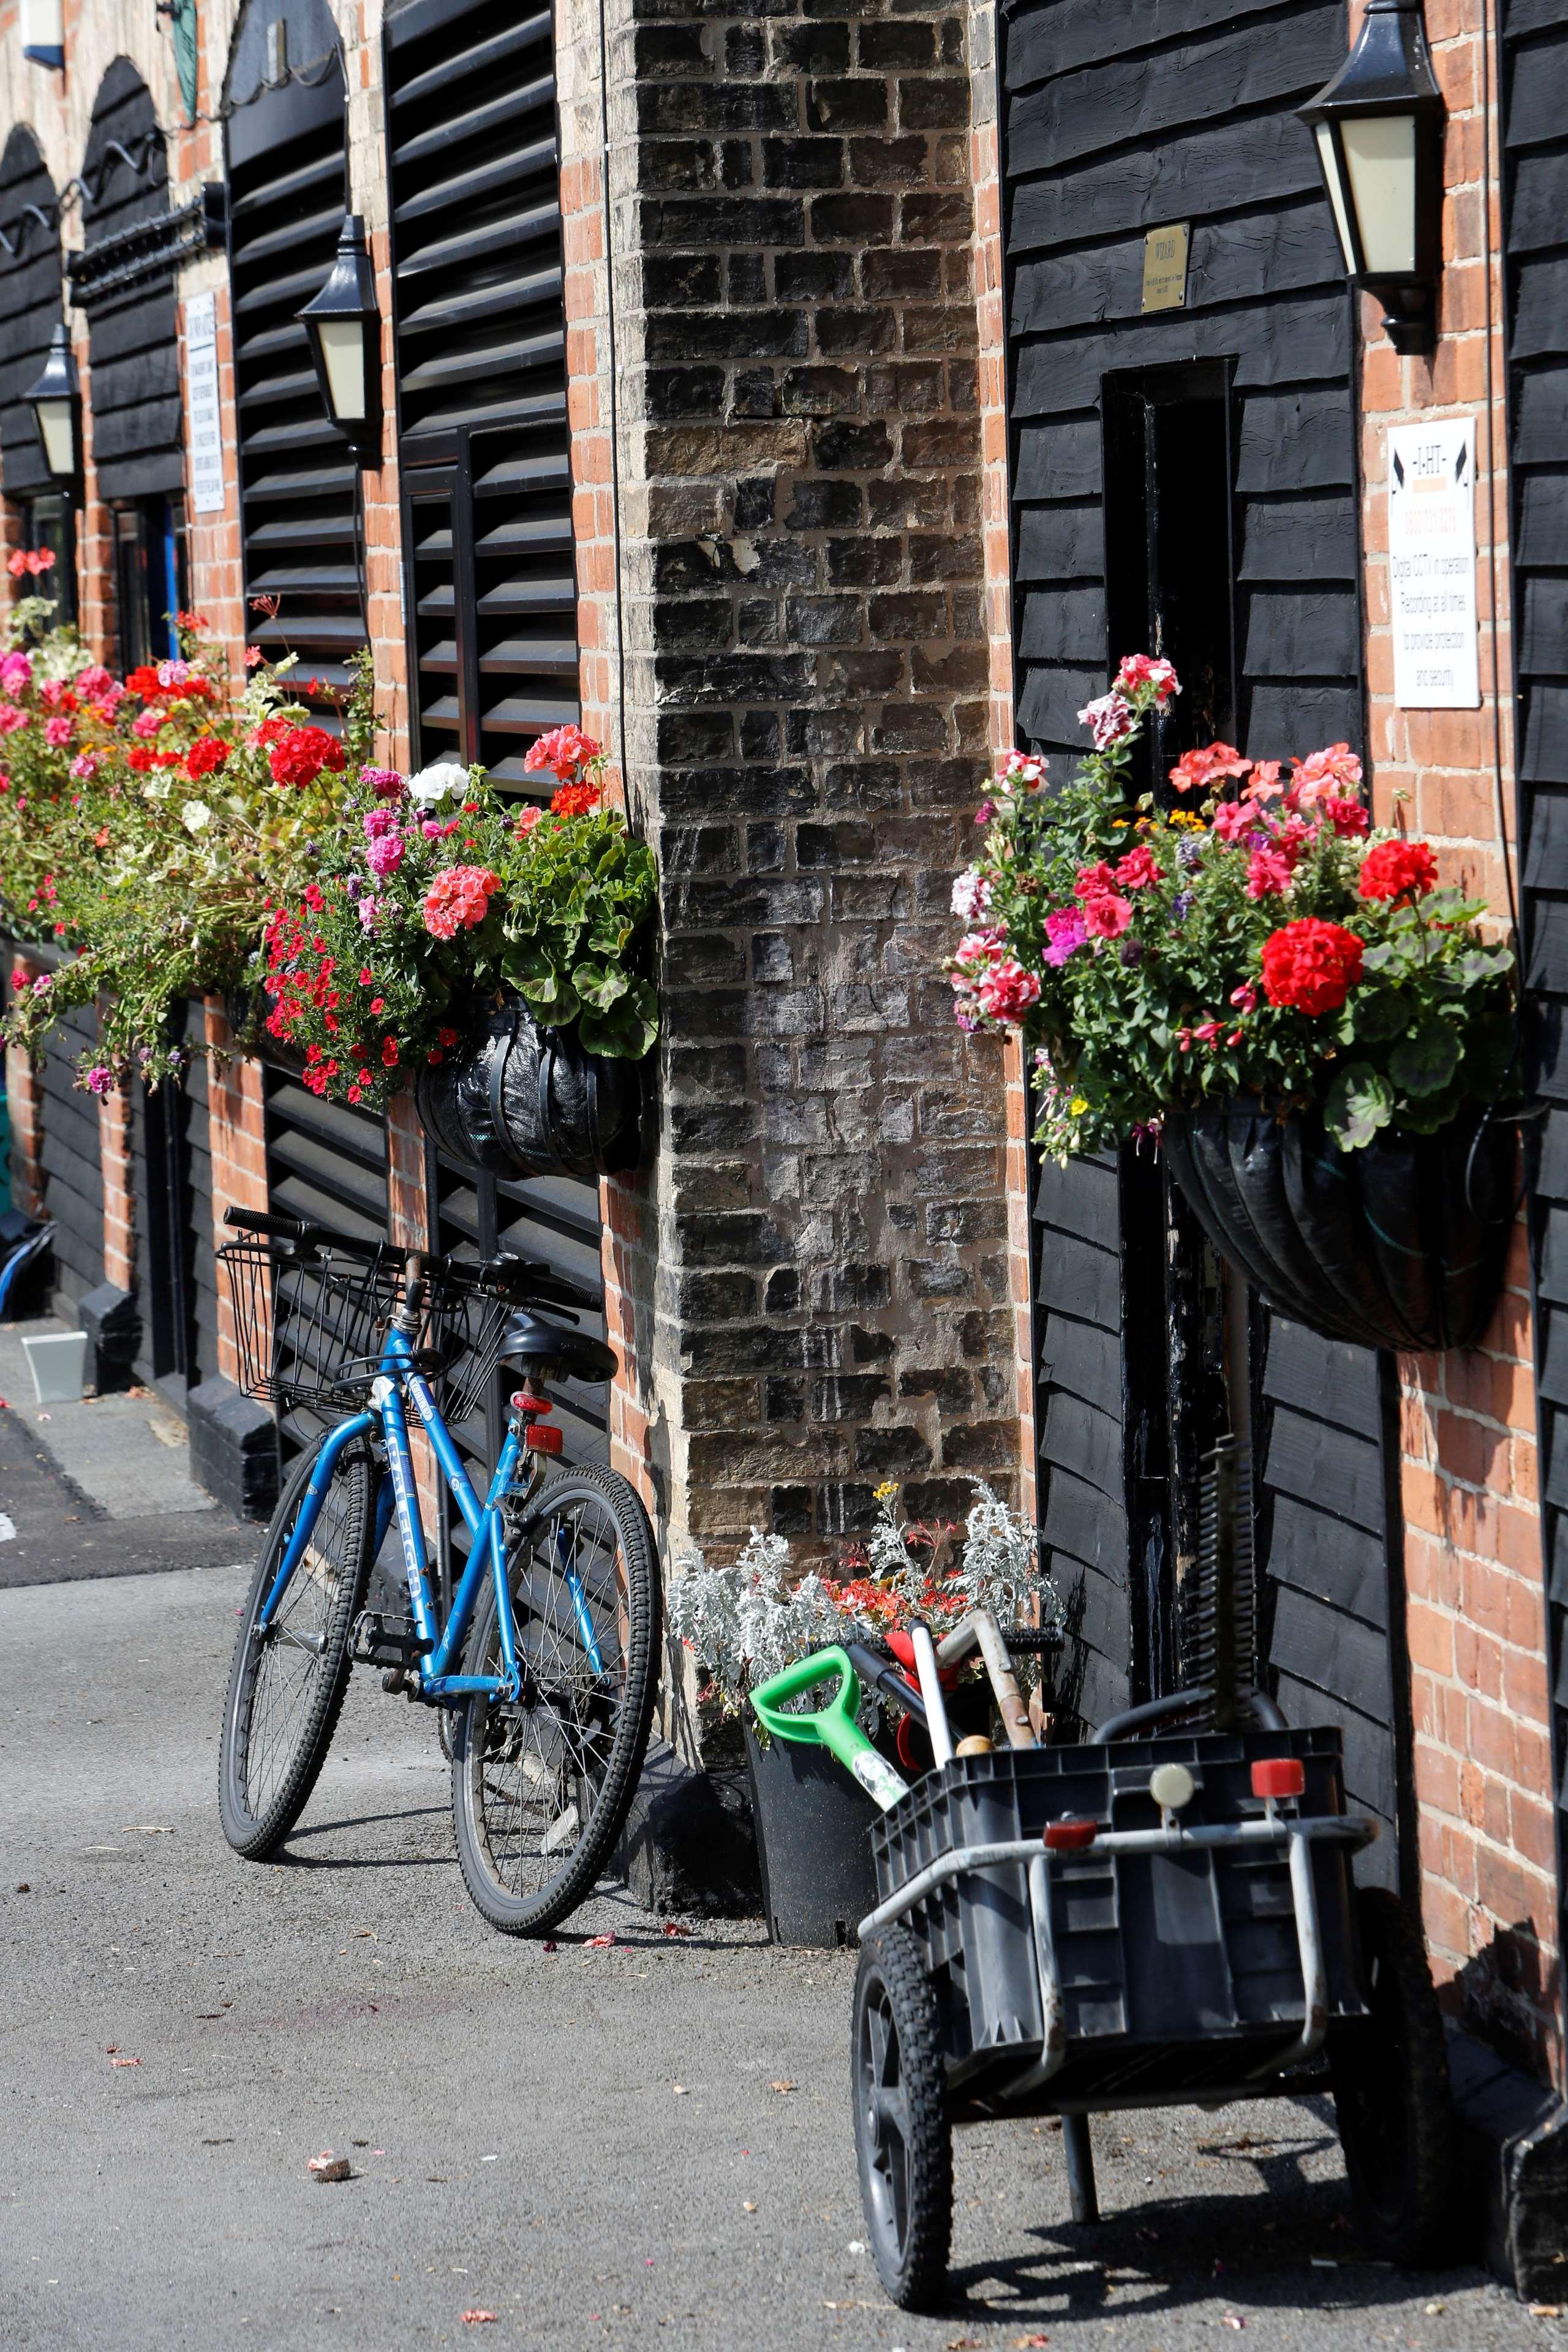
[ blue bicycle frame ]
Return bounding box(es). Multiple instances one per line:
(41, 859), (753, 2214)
(252, 1325), (605, 1703)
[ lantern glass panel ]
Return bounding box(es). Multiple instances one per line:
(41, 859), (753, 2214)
(1341, 113), (1417, 276)
(1314, 124), (1358, 272)
(36, 397), (74, 478)
(314, 315), (367, 421)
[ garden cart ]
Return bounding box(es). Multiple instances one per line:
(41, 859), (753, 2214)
(752, 1633), (1457, 2314)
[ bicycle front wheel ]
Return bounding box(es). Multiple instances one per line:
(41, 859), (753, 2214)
(451, 1465), (659, 1935)
(217, 1433), (374, 1860)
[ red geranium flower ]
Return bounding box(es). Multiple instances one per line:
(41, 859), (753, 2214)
(184, 735), (231, 780)
(1260, 918), (1365, 1015)
(1358, 839), (1439, 902)
(524, 723), (600, 782)
(1169, 741), (1251, 794)
(422, 865), (499, 940)
(549, 778), (601, 818)
(268, 724), (347, 790)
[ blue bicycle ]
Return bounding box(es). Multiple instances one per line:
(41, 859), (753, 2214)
(214, 1205), (660, 1935)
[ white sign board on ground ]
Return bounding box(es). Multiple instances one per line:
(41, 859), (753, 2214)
(1387, 417), (1480, 709)
(186, 292), (225, 516)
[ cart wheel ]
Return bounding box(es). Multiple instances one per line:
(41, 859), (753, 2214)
(1331, 1885), (1458, 2268)
(852, 1923), (952, 2312)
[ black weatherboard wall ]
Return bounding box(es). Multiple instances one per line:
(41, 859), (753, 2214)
(1003, 0), (1402, 1875)
(225, 0), (363, 693)
(385, 0), (609, 1472)
(1504, 0), (1568, 1973)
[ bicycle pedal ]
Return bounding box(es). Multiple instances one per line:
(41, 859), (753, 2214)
(353, 1609), (432, 1670)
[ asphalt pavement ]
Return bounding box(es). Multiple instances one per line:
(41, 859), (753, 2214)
(2, 1511), (1566, 2348)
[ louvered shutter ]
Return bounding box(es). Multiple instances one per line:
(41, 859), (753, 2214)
(0, 128), (62, 498)
(39, 1009), (105, 1314)
(80, 65), (184, 505)
(226, 38), (363, 692)
(384, 0), (578, 790)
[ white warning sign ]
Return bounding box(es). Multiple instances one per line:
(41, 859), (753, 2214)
(1388, 418), (1480, 710)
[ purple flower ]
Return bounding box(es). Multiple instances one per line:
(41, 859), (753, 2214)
(1172, 891), (1193, 922)
(1043, 907), (1088, 967)
(974, 799), (996, 825)
(85, 1064), (115, 1096)
(356, 895), (379, 932)
(1119, 938), (1144, 967)
(366, 833), (405, 879)
(1177, 837), (1204, 870)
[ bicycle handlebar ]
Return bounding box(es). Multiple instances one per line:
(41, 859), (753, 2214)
(224, 1205), (384, 1263)
(224, 1208), (598, 1311)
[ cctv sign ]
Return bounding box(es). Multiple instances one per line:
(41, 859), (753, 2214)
(1387, 418), (1480, 710)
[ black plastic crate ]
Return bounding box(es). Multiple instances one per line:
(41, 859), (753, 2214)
(870, 1727), (1369, 2101)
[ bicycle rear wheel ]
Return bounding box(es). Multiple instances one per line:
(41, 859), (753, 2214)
(451, 1464), (659, 1935)
(218, 1433), (375, 1859)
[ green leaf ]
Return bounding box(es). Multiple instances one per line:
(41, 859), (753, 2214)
(572, 957), (630, 1013)
(1325, 1061), (1395, 1150)
(1389, 1020), (1461, 1098)
(578, 979), (658, 1059)
(1352, 988), (1408, 1043)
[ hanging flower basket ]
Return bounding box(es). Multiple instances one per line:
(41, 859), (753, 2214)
(415, 996), (643, 1182)
(1161, 1098), (1517, 1354)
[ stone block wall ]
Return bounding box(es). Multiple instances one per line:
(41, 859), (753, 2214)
(595, 0), (1019, 1556)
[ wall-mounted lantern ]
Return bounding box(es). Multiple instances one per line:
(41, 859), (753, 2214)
(297, 214), (382, 466)
(1298, 0), (1446, 356)
(23, 323), (80, 481)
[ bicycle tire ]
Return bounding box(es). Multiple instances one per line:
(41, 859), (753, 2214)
(217, 1433), (375, 1860)
(450, 1464), (660, 1936)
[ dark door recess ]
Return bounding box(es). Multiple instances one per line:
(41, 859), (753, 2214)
(1006, 0), (1405, 1882)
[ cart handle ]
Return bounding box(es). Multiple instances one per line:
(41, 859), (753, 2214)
(750, 1647), (910, 1814)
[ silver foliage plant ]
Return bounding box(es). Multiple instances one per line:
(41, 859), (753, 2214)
(671, 1481), (1062, 1724)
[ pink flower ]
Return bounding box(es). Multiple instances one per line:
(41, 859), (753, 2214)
(515, 805), (544, 837)
(1230, 982), (1259, 1013)
(1321, 791), (1370, 839)
(243, 646), (264, 668)
(1246, 845), (1294, 899)
(1292, 742), (1363, 804)
(69, 752), (100, 781)
(366, 833), (405, 879)
(363, 806), (400, 840)
(156, 658), (192, 690)
(420, 819), (445, 839)
(43, 715), (72, 747)
(1212, 800), (1254, 845)
(1244, 760), (1285, 804)
(1044, 908), (1088, 965)
(84, 1065), (115, 1096)
(974, 799), (996, 825)
(524, 722), (600, 781)
(0, 706), (27, 736)
(361, 766), (404, 799)
(74, 665), (112, 700)
(356, 896), (379, 932)
(1073, 861), (1118, 901)
(976, 959), (1041, 1020)
(1082, 891), (1133, 938)
(1114, 654), (1180, 704)
(954, 927), (1006, 970)
(951, 865), (990, 920)
(40, 677), (68, 709)
(0, 652), (32, 695)
(1114, 843), (1162, 891)
(132, 707), (164, 740)
(422, 863), (500, 940)
(1078, 692), (1136, 751)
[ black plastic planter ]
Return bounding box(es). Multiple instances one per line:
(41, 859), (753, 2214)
(415, 998), (643, 1182)
(745, 1724), (881, 1948)
(1162, 1099), (1517, 1354)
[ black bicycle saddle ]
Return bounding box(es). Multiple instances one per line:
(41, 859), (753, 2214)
(499, 1310), (617, 1386)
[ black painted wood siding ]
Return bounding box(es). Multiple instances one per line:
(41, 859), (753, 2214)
(1504, 0), (1568, 1941)
(39, 1011), (105, 1313)
(1003, 0), (1363, 765)
(262, 1066), (389, 1457)
(80, 63), (183, 505)
(0, 129), (62, 499)
(226, 37), (363, 693)
(384, 0), (579, 794)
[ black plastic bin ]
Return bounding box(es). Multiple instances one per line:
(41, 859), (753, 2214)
(747, 1724), (881, 1948)
(870, 1725), (1368, 2104)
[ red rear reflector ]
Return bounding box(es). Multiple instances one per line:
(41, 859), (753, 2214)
(511, 1391), (554, 1418)
(1043, 1817), (1098, 1852)
(526, 1424), (564, 1453)
(1251, 1758), (1306, 1800)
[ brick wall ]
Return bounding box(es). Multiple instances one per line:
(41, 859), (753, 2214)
(595, 0), (1017, 1559)
(1352, 0), (1557, 2075)
(6, 948), (45, 1216)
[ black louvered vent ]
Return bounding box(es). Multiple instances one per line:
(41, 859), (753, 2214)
(80, 64), (184, 505)
(227, 64), (363, 692)
(40, 1010), (105, 1316)
(132, 1000), (219, 1396)
(0, 127), (62, 498)
(385, 0), (578, 792)
(262, 1065), (388, 1455)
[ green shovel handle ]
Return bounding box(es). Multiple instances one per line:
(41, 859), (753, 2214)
(750, 1646), (910, 1814)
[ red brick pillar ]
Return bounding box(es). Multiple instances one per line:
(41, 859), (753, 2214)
(97, 1084), (135, 1296)
(203, 1002), (270, 1390)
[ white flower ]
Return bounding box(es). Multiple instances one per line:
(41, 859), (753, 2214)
(407, 761), (470, 805)
(951, 865), (990, 921)
(181, 799), (211, 834)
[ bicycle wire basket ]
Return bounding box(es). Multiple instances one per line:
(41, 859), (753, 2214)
(217, 1238), (514, 1426)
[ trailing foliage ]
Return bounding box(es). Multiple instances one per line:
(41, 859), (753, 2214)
(946, 657), (1516, 1157)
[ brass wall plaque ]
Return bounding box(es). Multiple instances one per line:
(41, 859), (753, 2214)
(1142, 222), (1190, 313)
